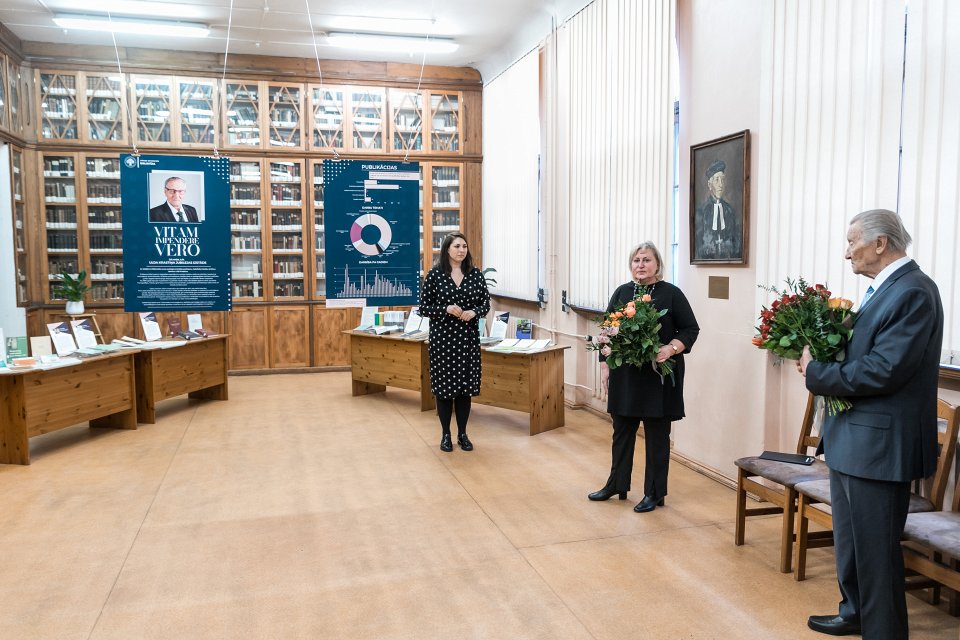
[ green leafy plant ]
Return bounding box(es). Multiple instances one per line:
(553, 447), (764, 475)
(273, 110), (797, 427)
(59, 270), (90, 302)
(482, 267), (497, 288)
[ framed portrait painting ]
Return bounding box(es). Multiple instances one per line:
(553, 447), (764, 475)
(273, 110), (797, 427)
(689, 130), (750, 265)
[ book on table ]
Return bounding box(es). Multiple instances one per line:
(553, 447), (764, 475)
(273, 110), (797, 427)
(490, 312), (510, 339)
(166, 316), (183, 337)
(46, 322), (78, 356)
(138, 312), (164, 341)
(70, 318), (99, 349)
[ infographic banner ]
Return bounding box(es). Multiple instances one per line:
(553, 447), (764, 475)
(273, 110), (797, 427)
(324, 160), (420, 306)
(121, 154), (232, 311)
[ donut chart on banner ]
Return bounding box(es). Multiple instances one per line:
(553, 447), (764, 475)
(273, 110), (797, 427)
(350, 213), (393, 256)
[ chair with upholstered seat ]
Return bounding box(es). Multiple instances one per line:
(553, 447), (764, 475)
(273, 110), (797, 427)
(734, 393), (831, 573)
(793, 398), (960, 581)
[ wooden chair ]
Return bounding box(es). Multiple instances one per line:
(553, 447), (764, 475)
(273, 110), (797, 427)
(793, 398), (960, 581)
(900, 400), (960, 613)
(734, 393), (831, 573)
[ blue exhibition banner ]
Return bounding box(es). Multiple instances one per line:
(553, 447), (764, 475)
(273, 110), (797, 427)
(324, 159), (420, 305)
(120, 154), (232, 311)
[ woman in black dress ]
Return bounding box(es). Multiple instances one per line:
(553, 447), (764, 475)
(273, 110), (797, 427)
(589, 242), (700, 512)
(418, 232), (491, 452)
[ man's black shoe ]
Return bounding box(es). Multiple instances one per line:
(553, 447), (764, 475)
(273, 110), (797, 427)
(807, 614), (861, 636)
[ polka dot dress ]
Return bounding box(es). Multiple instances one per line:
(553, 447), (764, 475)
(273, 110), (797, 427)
(419, 267), (491, 399)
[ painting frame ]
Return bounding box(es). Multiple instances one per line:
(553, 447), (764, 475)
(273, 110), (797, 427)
(689, 130), (750, 265)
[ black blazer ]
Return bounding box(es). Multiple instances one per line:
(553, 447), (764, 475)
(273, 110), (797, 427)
(150, 202), (199, 223)
(805, 260), (943, 482)
(603, 280), (700, 419)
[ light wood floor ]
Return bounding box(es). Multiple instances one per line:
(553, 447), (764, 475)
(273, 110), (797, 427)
(1, 372), (957, 639)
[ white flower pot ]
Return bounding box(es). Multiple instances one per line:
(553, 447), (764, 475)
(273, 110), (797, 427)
(65, 300), (85, 315)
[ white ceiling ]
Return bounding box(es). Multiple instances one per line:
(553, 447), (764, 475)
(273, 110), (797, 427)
(0, 0), (592, 81)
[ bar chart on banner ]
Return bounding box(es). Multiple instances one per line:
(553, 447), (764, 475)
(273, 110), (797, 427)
(333, 264), (415, 299)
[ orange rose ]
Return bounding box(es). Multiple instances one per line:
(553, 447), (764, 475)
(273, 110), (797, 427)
(610, 319), (620, 327)
(839, 298), (853, 310)
(751, 336), (765, 347)
(827, 297), (841, 309)
(641, 294), (652, 303)
(624, 306), (636, 318)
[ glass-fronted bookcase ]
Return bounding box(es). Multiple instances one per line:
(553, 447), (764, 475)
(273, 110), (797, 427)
(10, 146), (28, 305)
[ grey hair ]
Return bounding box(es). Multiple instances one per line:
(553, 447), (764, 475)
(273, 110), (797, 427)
(629, 242), (664, 281)
(850, 209), (912, 253)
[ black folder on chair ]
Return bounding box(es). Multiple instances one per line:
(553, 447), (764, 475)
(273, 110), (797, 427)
(759, 451), (816, 465)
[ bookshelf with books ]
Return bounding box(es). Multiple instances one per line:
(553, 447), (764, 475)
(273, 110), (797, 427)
(428, 92), (462, 153)
(42, 153), (82, 302)
(0, 56), (7, 131)
(425, 163), (462, 269)
(350, 86), (386, 152)
(6, 57), (23, 137)
(308, 86), (346, 151)
(389, 89), (424, 153)
(10, 146), (28, 305)
(178, 77), (218, 147)
(37, 71), (80, 142)
(310, 160), (326, 297)
(230, 159), (265, 301)
(85, 155), (124, 301)
(268, 160), (308, 299)
(267, 83), (304, 150)
(85, 73), (127, 143)
(223, 80), (263, 149)
(131, 75), (173, 145)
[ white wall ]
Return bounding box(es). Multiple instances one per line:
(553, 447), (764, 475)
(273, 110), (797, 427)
(675, 0), (803, 478)
(0, 143), (27, 340)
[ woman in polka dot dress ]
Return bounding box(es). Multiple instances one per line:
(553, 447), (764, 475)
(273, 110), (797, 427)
(419, 232), (491, 452)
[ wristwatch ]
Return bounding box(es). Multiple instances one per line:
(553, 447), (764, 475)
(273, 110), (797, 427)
(670, 343), (679, 353)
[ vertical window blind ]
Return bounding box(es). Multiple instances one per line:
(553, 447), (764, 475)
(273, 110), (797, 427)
(552, 0), (677, 310)
(899, 0), (960, 359)
(482, 49), (541, 300)
(756, 0), (903, 309)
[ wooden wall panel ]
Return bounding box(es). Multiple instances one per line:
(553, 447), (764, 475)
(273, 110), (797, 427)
(463, 161), (483, 264)
(462, 90), (483, 156)
(226, 307), (268, 370)
(92, 309), (134, 343)
(314, 307), (361, 367)
(270, 305), (310, 368)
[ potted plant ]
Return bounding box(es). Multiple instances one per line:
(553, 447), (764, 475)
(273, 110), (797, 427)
(60, 270), (90, 315)
(482, 267), (497, 289)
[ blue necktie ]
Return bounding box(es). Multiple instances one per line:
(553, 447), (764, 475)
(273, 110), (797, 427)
(860, 285), (875, 310)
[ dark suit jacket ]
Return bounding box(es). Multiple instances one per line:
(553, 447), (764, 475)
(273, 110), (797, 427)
(805, 260), (943, 482)
(149, 202), (199, 223)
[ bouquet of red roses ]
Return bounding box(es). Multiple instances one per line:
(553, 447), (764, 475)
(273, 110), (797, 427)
(587, 285), (674, 382)
(753, 278), (856, 414)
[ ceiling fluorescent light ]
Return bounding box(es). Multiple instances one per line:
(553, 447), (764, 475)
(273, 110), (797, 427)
(53, 14), (210, 38)
(327, 32), (458, 54)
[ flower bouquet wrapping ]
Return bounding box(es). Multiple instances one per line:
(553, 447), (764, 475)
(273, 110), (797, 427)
(588, 285), (674, 383)
(753, 278), (856, 414)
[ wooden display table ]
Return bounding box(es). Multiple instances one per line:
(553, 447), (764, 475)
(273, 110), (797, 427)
(346, 331), (568, 435)
(134, 335), (229, 424)
(0, 351), (137, 465)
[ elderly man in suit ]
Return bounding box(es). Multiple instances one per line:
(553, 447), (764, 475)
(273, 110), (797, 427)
(149, 176), (199, 223)
(798, 209), (943, 639)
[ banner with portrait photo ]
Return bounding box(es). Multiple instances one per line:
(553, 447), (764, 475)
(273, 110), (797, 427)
(121, 154), (231, 311)
(324, 160), (420, 306)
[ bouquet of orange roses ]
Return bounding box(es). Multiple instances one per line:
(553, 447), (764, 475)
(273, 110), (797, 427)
(588, 285), (674, 382)
(753, 278), (856, 414)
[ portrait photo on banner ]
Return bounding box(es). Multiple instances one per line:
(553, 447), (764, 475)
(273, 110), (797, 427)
(689, 130), (750, 265)
(148, 170), (206, 224)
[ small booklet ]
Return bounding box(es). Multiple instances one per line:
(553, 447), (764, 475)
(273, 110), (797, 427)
(355, 306), (379, 331)
(487, 338), (520, 352)
(365, 325), (401, 335)
(139, 312), (164, 341)
(403, 307), (424, 334)
(515, 318), (533, 339)
(30, 336), (54, 359)
(490, 312), (510, 340)
(758, 451), (816, 465)
(46, 322), (78, 356)
(166, 316), (183, 337)
(70, 318), (99, 349)
(187, 313), (203, 332)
